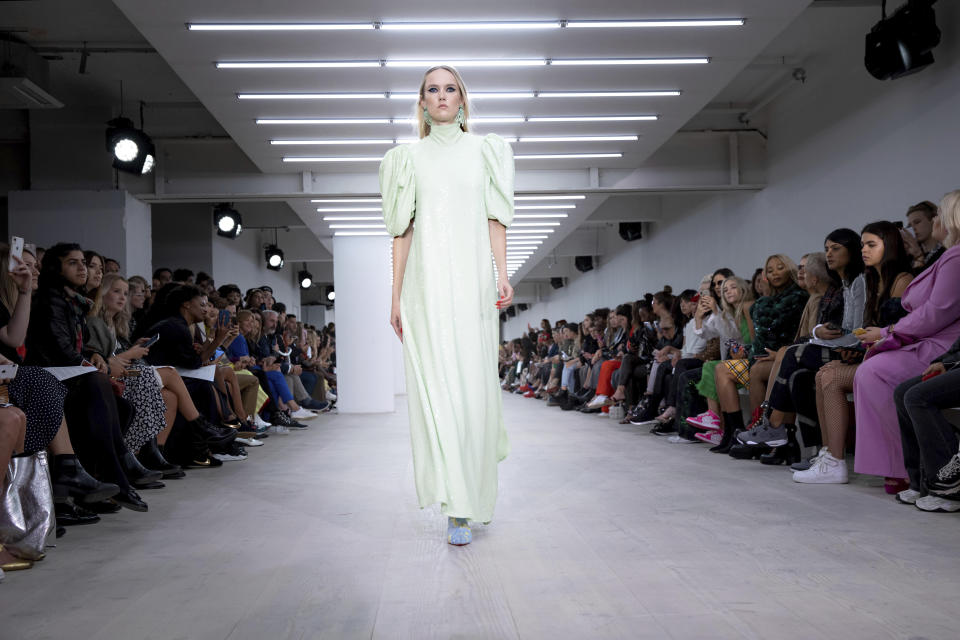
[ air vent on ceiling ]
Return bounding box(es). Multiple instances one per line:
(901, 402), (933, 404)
(0, 77), (63, 109)
(0, 39), (63, 109)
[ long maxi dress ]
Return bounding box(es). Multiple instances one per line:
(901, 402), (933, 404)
(379, 122), (514, 524)
(853, 244), (960, 478)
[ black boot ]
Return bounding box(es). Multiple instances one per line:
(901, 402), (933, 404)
(188, 415), (236, 446)
(52, 454), (121, 504)
(120, 450), (165, 489)
(728, 443), (767, 460)
(55, 498), (101, 526)
(113, 487), (148, 512)
(761, 425), (802, 465)
(711, 411), (745, 454)
(137, 438), (185, 479)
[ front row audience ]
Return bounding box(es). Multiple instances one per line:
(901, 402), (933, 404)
(502, 190), (960, 514)
(0, 244), (337, 578)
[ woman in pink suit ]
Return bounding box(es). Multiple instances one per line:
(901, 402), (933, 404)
(853, 190), (960, 490)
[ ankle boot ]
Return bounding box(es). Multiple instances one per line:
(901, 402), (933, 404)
(52, 454), (121, 504)
(710, 411), (745, 454)
(120, 451), (164, 489)
(760, 425), (801, 465)
(137, 438), (185, 479)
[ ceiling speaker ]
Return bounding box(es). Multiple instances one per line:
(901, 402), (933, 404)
(574, 256), (593, 273)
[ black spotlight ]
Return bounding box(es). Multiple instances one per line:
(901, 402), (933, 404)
(865, 0), (940, 81)
(518, 303), (529, 312)
(214, 203), (242, 239)
(105, 117), (155, 175)
(550, 277), (564, 290)
(619, 222), (643, 242)
(325, 285), (335, 302)
(506, 305), (517, 318)
(298, 269), (313, 289)
(574, 256), (594, 273)
(264, 245), (285, 271)
(499, 312), (507, 322)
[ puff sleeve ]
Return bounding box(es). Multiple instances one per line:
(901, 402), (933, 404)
(379, 144), (416, 237)
(481, 133), (515, 228)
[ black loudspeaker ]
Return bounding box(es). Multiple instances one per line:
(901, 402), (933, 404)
(518, 303), (528, 311)
(619, 222), (643, 242)
(500, 312), (507, 322)
(506, 305), (517, 318)
(574, 256), (593, 273)
(550, 277), (564, 289)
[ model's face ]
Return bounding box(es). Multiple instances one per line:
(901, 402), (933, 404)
(128, 283), (146, 310)
(22, 251), (39, 290)
(723, 279), (742, 305)
(907, 211), (933, 243)
(766, 258), (790, 288)
(861, 232), (885, 268)
(420, 68), (463, 126)
(824, 240), (850, 273)
(86, 256), (103, 290)
(61, 250), (88, 288)
(796, 257), (808, 289)
(103, 279), (128, 314)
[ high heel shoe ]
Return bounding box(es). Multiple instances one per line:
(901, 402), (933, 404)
(0, 543), (34, 571)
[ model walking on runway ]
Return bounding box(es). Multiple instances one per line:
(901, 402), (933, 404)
(379, 65), (514, 546)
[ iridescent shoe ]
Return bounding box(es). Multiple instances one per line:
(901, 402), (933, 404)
(447, 517), (472, 546)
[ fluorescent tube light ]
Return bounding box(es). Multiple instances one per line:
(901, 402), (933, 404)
(381, 21), (561, 31)
(239, 93), (386, 100)
(258, 118), (392, 125)
(528, 115), (656, 122)
(538, 90), (680, 98)
(316, 207), (383, 212)
(218, 61), (381, 69)
(515, 204), (576, 209)
(550, 58), (708, 65)
(518, 135), (638, 143)
(329, 224), (387, 229)
(312, 198), (382, 203)
(386, 59), (547, 68)
(515, 195), (585, 200)
(512, 222), (560, 226)
(566, 19), (743, 28)
(334, 231), (389, 236)
(514, 214), (568, 218)
(190, 23), (374, 31)
(515, 153), (622, 160)
(283, 157), (381, 162)
(321, 216), (383, 221)
(272, 139), (394, 145)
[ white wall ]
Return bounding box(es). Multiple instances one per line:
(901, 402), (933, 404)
(211, 229), (300, 316)
(122, 192), (152, 278)
(504, 3), (960, 338)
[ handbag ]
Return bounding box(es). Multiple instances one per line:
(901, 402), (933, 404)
(0, 451), (56, 560)
(608, 403), (625, 421)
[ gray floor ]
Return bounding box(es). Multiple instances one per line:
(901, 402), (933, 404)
(3, 393), (960, 640)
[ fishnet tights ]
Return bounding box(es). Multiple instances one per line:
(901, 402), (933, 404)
(815, 362), (857, 458)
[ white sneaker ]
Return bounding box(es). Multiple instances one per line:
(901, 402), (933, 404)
(325, 390), (338, 402)
(915, 495), (960, 513)
(667, 434), (699, 444)
(235, 437), (264, 447)
(792, 452), (848, 484)
(212, 451), (247, 462)
(896, 489), (922, 505)
(269, 424), (290, 435)
(291, 407), (318, 420)
(586, 394), (608, 409)
(253, 414), (272, 428)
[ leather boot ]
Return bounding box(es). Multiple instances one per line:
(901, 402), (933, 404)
(55, 499), (101, 526)
(120, 450), (164, 489)
(52, 454), (121, 504)
(137, 438), (185, 479)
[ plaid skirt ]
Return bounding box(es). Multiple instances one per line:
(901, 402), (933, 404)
(721, 358), (751, 389)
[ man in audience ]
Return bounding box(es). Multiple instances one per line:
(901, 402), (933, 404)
(172, 268), (195, 284)
(153, 267), (173, 292)
(902, 200), (945, 274)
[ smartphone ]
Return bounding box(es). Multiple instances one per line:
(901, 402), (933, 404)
(8, 236), (23, 272)
(218, 309), (231, 327)
(894, 221), (904, 229)
(0, 363), (19, 379)
(141, 334), (160, 348)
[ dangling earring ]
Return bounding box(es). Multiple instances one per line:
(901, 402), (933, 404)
(422, 107), (432, 126)
(455, 105), (465, 126)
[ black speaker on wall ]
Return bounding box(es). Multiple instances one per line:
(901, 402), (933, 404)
(619, 222), (643, 242)
(506, 305), (517, 318)
(518, 303), (529, 311)
(550, 277), (564, 289)
(574, 256), (593, 273)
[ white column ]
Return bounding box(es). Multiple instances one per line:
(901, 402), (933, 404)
(333, 235), (395, 413)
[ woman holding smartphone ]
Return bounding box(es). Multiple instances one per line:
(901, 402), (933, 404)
(381, 65), (513, 546)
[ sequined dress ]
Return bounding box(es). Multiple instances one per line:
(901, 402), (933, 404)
(379, 123), (514, 523)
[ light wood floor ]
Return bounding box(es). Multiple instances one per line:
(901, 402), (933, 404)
(3, 393), (960, 640)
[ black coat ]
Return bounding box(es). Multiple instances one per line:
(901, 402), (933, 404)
(24, 286), (91, 367)
(143, 316), (203, 369)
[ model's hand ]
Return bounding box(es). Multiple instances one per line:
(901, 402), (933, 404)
(496, 279), (514, 310)
(390, 297), (402, 342)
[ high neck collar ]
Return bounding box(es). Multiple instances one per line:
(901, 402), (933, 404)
(427, 122), (464, 145)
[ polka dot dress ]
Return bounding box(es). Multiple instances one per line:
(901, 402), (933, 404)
(9, 366), (68, 455)
(120, 362), (167, 452)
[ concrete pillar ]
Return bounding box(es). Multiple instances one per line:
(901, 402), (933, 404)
(333, 235), (395, 413)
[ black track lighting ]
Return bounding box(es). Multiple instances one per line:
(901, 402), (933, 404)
(265, 245), (284, 270)
(214, 203), (242, 238)
(865, 0), (941, 81)
(105, 116), (155, 175)
(298, 269), (313, 289)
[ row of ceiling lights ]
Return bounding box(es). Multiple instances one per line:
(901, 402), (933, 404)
(188, 19), (744, 31)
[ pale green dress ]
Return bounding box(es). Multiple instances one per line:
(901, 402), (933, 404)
(379, 122), (514, 523)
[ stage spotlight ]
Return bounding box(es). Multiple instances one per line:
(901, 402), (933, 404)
(214, 203), (243, 238)
(265, 245), (285, 270)
(550, 277), (564, 289)
(105, 117), (155, 175)
(298, 270), (313, 289)
(865, 0), (940, 81)
(326, 286), (336, 301)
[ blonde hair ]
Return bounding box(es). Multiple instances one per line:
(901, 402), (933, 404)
(939, 189), (960, 249)
(719, 276), (755, 326)
(237, 309), (260, 344)
(764, 254), (800, 293)
(92, 273), (131, 340)
(416, 65), (471, 139)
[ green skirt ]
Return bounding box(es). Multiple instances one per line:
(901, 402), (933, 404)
(695, 360), (721, 400)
